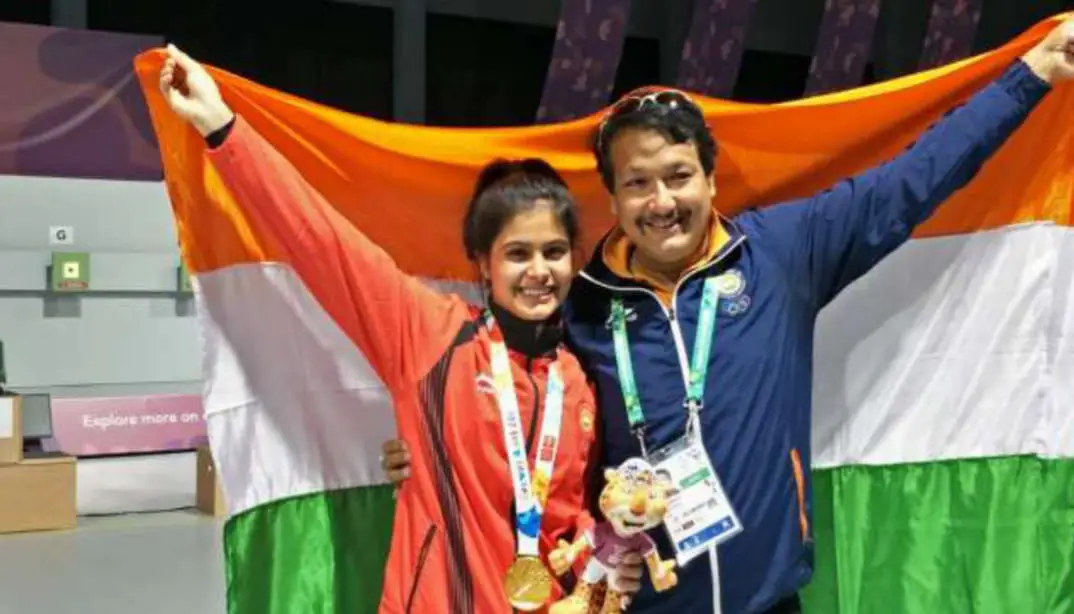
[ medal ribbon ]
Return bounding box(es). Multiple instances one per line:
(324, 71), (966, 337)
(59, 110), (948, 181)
(610, 276), (721, 451)
(488, 315), (565, 559)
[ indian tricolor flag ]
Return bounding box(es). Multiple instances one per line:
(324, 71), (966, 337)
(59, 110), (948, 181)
(134, 13), (1074, 614)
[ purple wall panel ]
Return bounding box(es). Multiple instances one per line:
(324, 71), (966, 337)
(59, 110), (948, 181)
(0, 22), (162, 181)
(676, 0), (759, 98)
(536, 0), (632, 122)
(804, 0), (882, 96)
(918, 0), (983, 70)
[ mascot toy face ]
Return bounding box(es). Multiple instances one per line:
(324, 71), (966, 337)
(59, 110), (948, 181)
(598, 458), (674, 538)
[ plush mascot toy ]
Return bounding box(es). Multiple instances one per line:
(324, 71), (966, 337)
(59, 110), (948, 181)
(547, 458), (678, 614)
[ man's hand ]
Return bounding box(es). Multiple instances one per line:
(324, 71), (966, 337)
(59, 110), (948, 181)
(648, 559), (678, 592)
(159, 44), (234, 137)
(380, 439), (411, 483)
(1023, 18), (1074, 84)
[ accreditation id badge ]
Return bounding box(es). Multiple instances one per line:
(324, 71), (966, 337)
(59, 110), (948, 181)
(648, 432), (743, 566)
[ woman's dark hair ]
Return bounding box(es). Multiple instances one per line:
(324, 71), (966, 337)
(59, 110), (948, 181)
(462, 158), (580, 260)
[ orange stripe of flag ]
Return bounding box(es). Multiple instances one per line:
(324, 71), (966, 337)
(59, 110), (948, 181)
(134, 13), (1074, 280)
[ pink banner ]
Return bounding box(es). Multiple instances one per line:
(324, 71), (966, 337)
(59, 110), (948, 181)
(50, 394), (208, 456)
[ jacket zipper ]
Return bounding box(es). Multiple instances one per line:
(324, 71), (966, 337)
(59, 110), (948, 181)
(666, 308), (692, 388)
(577, 234), (746, 395)
(405, 524), (438, 614)
(524, 358), (542, 451)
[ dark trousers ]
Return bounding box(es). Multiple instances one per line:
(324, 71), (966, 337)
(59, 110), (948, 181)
(761, 594), (802, 614)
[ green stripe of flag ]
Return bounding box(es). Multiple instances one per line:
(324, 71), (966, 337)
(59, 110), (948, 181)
(223, 485), (396, 614)
(803, 455), (1074, 613)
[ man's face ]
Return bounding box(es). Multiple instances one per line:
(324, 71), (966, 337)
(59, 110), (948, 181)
(607, 127), (715, 269)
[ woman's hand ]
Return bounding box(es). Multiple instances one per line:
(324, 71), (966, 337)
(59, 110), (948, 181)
(158, 44), (234, 137)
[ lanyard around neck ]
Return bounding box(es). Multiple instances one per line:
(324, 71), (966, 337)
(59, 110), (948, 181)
(486, 312), (565, 559)
(609, 276), (721, 454)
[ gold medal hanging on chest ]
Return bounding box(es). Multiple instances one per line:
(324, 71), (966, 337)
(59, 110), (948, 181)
(503, 555), (554, 611)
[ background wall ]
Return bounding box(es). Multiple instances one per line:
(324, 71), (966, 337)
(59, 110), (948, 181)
(0, 22), (197, 401)
(0, 175), (198, 398)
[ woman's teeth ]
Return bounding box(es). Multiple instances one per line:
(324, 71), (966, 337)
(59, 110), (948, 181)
(520, 288), (552, 297)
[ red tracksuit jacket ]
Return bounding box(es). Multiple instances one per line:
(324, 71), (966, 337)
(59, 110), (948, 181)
(208, 116), (601, 613)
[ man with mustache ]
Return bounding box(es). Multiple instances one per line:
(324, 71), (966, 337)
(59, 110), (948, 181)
(384, 20), (1074, 613)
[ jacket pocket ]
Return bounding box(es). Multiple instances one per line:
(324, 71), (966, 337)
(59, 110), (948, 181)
(405, 524), (438, 614)
(789, 449), (810, 544)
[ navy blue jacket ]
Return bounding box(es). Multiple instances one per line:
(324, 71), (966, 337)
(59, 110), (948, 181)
(562, 60), (1050, 614)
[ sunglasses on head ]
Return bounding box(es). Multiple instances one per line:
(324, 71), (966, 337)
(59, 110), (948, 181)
(596, 89), (700, 147)
(609, 90), (695, 115)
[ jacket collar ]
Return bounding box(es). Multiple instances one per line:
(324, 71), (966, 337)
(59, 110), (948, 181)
(579, 211), (748, 294)
(485, 300), (562, 362)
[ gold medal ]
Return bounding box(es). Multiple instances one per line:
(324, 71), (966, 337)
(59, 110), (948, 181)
(503, 555), (554, 611)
